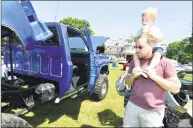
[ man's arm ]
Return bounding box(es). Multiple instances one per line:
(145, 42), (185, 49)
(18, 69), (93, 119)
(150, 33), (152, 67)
(152, 76), (181, 94)
(147, 59), (181, 94)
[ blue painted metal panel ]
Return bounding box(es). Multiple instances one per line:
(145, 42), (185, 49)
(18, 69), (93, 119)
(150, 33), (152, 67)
(4, 23), (73, 98)
(2, 1), (53, 48)
(2, 1), (110, 98)
(84, 27), (97, 91)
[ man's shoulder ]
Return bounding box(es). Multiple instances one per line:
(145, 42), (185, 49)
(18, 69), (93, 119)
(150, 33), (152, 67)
(160, 57), (174, 66)
(161, 57), (172, 62)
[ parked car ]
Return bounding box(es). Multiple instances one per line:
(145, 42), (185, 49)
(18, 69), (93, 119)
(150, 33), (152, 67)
(175, 63), (185, 72)
(122, 55), (133, 70)
(118, 57), (127, 64)
(184, 64), (192, 71)
(123, 62), (129, 70)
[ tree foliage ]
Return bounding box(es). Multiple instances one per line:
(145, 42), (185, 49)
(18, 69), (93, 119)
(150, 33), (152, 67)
(60, 17), (94, 35)
(166, 36), (192, 64)
(1, 37), (7, 47)
(1, 37), (7, 55)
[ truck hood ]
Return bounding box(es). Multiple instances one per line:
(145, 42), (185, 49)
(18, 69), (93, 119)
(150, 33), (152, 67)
(90, 36), (109, 51)
(2, 1), (53, 48)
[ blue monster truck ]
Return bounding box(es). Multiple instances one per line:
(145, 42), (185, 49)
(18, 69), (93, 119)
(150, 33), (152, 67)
(1, 1), (110, 127)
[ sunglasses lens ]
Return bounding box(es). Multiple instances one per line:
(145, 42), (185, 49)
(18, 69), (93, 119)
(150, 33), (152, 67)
(134, 46), (142, 49)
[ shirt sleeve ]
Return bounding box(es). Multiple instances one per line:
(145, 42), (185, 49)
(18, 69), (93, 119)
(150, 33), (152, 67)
(163, 59), (177, 78)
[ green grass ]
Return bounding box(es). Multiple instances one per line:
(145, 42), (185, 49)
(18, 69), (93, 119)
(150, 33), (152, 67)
(184, 74), (192, 81)
(3, 65), (192, 127)
(20, 64), (125, 127)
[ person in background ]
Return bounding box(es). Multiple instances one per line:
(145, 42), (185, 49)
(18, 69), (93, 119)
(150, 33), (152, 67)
(112, 56), (117, 69)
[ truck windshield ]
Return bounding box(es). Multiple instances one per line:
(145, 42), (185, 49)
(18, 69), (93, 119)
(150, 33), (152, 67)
(68, 37), (88, 53)
(67, 28), (88, 53)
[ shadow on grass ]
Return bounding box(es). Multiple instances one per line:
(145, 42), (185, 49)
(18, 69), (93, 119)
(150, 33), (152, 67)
(81, 124), (97, 128)
(20, 91), (89, 127)
(97, 109), (122, 127)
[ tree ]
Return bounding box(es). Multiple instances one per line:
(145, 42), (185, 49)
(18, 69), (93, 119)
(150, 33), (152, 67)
(1, 37), (7, 55)
(1, 37), (7, 47)
(165, 41), (180, 60)
(60, 17), (94, 35)
(184, 36), (192, 54)
(166, 36), (192, 64)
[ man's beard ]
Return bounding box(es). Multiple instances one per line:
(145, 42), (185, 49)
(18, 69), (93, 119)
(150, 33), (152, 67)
(137, 54), (144, 60)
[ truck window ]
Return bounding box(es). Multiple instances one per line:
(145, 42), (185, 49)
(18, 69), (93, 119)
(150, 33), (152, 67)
(67, 28), (88, 53)
(38, 26), (60, 46)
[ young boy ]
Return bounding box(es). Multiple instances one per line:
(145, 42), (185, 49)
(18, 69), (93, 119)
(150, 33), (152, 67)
(133, 7), (164, 78)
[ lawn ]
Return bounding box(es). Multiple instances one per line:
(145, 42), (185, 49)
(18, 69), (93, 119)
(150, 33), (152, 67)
(21, 64), (125, 127)
(3, 65), (192, 127)
(184, 74), (192, 81)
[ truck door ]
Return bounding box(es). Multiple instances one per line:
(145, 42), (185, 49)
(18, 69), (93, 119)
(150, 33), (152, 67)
(84, 27), (97, 92)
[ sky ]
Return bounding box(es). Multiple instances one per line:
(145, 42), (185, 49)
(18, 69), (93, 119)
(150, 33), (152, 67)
(31, 1), (192, 45)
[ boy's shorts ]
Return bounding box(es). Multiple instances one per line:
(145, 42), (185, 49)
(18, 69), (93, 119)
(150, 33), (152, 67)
(153, 43), (164, 56)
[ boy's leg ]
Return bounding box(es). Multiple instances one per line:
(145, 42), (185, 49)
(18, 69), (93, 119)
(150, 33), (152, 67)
(139, 108), (165, 127)
(149, 46), (164, 68)
(123, 101), (141, 127)
(144, 47), (164, 74)
(133, 53), (148, 78)
(133, 53), (140, 68)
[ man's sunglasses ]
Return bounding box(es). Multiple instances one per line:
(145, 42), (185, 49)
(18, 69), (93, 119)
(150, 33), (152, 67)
(134, 46), (143, 49)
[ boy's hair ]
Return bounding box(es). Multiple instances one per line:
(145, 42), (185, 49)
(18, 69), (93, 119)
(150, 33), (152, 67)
(136, 33), (155, 46)
(142, 7), (158, 20)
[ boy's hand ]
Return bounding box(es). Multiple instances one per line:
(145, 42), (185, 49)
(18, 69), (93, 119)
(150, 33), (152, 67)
(141, 71), (148, 78)
(132, 67), (141, 73)
(144, 68), (157, 80)
(132, 67), (142, 79)
(132, 72), (141, 79)
(132, 67), (149, 79)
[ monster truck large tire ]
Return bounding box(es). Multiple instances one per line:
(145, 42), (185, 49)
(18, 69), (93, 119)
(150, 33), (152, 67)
(91, 74), (109, 101)
(1, 113), (32, 128)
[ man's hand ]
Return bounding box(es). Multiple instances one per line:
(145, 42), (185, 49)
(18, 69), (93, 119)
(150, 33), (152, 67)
(144, 68), (157, 80)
